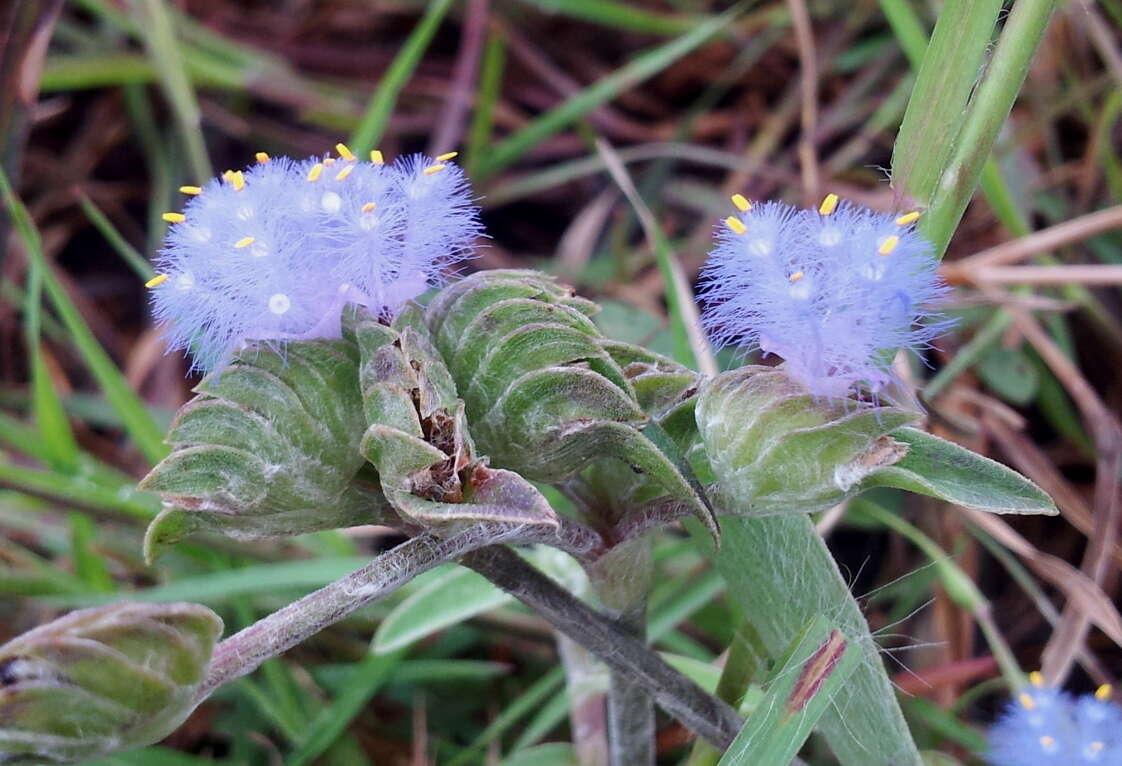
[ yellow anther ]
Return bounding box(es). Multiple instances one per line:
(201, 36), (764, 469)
(423, 164), (446, 175)
(878, 235), (900, 255)
(361, 202), (377, 212)
(1039, 736), (1056, 750)
(789, 271), (805, 282)
(234, 236), (256, 249)
(323, 157), (336, 166)
(232, 171), (246, 191)
(436, 151), (459, 161)
(1096, 684), (1113, 700)
(818, 193), (839, 216)
(1018, 693), (1036, 710)
(222, 169), (236, 182)
(162, 212), (186, 223)
(255, 152), (271, 164)
(731, 193), (752, 212)
(370, 150), (385, 165)
(308, 163), (324, 182)
(895, 210), (920, 226)
(335, 143), (356, 161)
(335, 165), (355, 181)
(1029, 671), (1044, 688)
(144, 274), (169, 288)
(725, 216), (747, 235)
(179, 185), (202, 195)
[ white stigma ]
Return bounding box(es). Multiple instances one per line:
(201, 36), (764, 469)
(268, 293), (291, 315)
(236, 205), (254, 220)
(321, 192), (342, 213)
(189, 226), (212, 243)
(788, 276), (813, 300)
(175, 272), (195, 290)
(818, 227), (842, 246)
(250, 242), (269, 258)
(359, 212), (379, 231)
(748, 238), (772, 257)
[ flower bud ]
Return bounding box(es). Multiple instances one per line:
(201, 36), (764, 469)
(425, 270), (717, 536)
(349, 305), (560, 531)
(140, 339), (387, 561)
(696, 365), (919, 515)
(0, 602), (222, 764)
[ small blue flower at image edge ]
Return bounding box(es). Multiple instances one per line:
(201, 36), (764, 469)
(147, 146), (481, 372)
(987, 674), (1122, 765)
(698, 192), (952, 399)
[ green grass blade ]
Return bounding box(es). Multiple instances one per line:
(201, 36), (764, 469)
(465, 27), (506, 178)
(517, 0), (705, 35)
(475, 4), (744, 181)
(0, 460), (158, 520)
(68, 511), (116, 592)
(920, 0), (1059, 255)
(128, 0), (212, 182)
(891, 0), (1003, 213)
(718, 615), (859, 766)
(348, 0), (456, 156)
(876, 0), (929, 67)
(75, 189), (154, 279)
(0, 169), (169, 464)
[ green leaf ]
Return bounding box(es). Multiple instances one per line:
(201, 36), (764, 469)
(498, 742), (578, 766)
(140, 340), (388, 561)
(704, 515), (923, 766)
(718, 615), (859, 766)
(863, 427), (1058, 514)
(977, 346), (1039, 405)
(0, 602), (222, 764)
(374, 566), (512, 653)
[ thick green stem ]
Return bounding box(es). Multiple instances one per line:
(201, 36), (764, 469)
(921, 0), (1059, 255)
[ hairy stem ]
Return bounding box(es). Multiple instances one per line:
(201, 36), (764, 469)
(200, 524), (557, 696)
(463, 545), (741, 750)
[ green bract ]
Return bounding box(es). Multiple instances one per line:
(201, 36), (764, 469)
(696, 366), (918, 515)
(349, 305), (559, 531)
(0, 602), (222, 765)
(139, 340), (389, 561)
(424, 269), (717, 536)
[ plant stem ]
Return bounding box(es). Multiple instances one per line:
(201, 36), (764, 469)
(922, 0), (1059, 256)
(462, 545), (741, 750)
(557, 635), (610, 766)
(200, 525), (546, 697)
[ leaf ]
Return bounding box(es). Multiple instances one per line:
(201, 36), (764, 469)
(863, 427), (1058, 515)
(0, 602), (222, 765)
(705, 514), (923, 766)
(374, 566), (512, 653)
(140, 339), (388, 561)
(717, 615), (859, 766)
(977, 346), (1039, 405)
(497, 743), (578, 766)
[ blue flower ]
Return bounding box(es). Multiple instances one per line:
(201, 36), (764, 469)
(698, 194), (951, 398)
(988, 680), (1122, 765)
(149, 148), (481, 371)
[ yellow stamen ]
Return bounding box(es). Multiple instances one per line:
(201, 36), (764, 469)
(361, 202), (377, 212)
(725, 216), (747, 235)
(731, 193), (752, 212)
(1096, 684), (1113, 700)
(878, 235), (900, 255)
(179, 185), (202, 195)
(233, 171), (246, 191)
(323, 157), (336, 166)
(818, 193), (839, 216)
(222, 169), (236, 182)
(436, 151), (459, 161)
(234, 236), (256, 249)
(255, 152), (270, 164)
(308, 163), (324, 182)
(162, 212), (186, 223)
(1018, 693), (1036, 710)
(144, 274), (169, 288)
(370, 150), (385, 165)
(335, 165), (355, 181)
(1029, 671), (1044, 687)
(1039, 736), (1055, 750)
(895, 210), (920, 226)
(423, 164), (446, 175)
(335, 143), (356, 161)
(789, 271), (805, 282)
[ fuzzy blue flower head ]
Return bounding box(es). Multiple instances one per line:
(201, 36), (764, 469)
(988, 678), (1122, 766)
(698, 193), (950, 398)
(149, 147), (481, 371)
